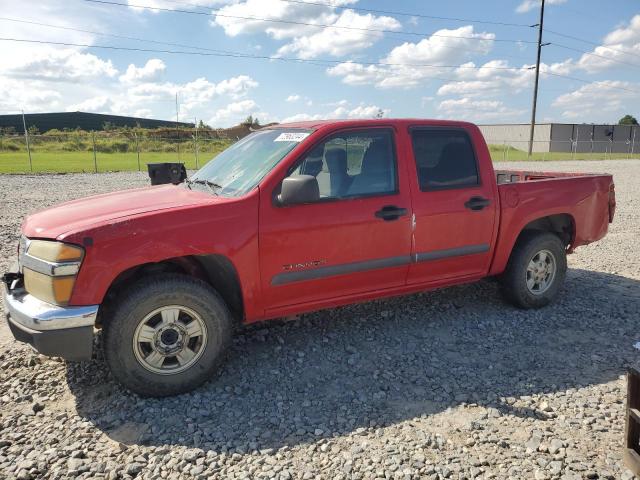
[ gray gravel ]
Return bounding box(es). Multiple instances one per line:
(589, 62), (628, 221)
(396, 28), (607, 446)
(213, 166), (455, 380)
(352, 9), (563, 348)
(1, 161), (639, 480)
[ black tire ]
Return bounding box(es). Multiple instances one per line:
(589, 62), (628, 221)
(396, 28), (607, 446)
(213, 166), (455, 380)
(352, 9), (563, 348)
(103, 274), (233, 397)
(500, 231), (567, 309)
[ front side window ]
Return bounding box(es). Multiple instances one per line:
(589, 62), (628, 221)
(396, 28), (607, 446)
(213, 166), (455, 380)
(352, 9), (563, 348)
(288, 129), (397, 200)
(191, 129), (311, 197)
(411, 129), (479, 191)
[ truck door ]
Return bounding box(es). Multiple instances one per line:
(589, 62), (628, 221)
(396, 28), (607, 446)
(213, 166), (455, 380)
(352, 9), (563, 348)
(259, 127), (413, 312)
(406, 126), (498, 284)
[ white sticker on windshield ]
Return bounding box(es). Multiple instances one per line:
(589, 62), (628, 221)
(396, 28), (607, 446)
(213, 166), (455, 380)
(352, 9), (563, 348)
(274, 132), (310, 142)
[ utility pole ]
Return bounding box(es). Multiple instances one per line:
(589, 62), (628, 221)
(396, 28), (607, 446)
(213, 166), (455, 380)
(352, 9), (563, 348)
(528, 0), (546, 157)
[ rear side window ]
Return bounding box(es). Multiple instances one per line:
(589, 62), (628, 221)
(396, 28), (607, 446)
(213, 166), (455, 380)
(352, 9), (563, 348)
(410, 129), (479, 191)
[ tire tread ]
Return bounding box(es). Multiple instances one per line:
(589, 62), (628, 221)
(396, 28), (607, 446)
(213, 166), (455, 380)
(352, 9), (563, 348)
(501, 231), (567, 309)
(102, 274), (233, 397)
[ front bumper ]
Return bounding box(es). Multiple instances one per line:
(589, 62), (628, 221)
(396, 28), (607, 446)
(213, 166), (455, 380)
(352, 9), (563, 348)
(3, 286), (98, 361)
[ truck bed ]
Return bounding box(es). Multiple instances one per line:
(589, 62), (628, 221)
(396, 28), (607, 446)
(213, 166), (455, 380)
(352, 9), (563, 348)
(489, 169), (615, 276)
(495, 169), (608, 184)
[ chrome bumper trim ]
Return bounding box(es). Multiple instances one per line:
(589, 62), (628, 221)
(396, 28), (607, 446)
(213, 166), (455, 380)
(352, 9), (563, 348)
(21, 253), (80, 276)
(4, 288), (97, 331)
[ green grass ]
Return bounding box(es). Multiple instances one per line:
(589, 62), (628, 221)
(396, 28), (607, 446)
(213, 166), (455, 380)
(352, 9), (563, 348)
(1, 141), (638, 174)
(488, 144), (640, 162)
(0, 143), (232, 173)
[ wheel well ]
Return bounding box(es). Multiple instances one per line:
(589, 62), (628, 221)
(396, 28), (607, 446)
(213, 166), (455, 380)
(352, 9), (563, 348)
(98, 255), (244, 327)
(519, 213), (575, 247)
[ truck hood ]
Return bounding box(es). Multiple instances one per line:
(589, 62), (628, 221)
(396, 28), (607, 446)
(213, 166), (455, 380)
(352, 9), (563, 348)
(22, 184), (215, 239)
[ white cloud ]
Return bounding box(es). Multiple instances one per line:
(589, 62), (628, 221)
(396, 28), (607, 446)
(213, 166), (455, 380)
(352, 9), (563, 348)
(437, 98), (526, 122)
(211, 0), (394, 59)
(0, 78), (62, 113)
(434, 58), (573, 101)
(0, 0), (259, 123)
(119, 59), (166, 83)
(280, 113), (324, 123)
(516, 0), (566, 14)
(125, 0), (220, 12)
(327, 26), (496, 88)
(576, 15), (640, 73)
(212, 0), (356, 39)
(214, 75), (259, 98)
(286, 94), (301, 102)
(552, 80), (640, 121)
(276, 10), (400, 59)
(208, 99), (259, 127)
(280, 102), (388, 123)
(67, 96), (112, 112)
(127, 75), (258, 111)
(2, 49), (117, 81)
(343, 104), (388, 118)
(384, 27), (495, 65)
(0, 1), (116, 114)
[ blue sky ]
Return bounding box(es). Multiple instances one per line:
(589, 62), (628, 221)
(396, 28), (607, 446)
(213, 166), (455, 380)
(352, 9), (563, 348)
(0, 0), (639, 126)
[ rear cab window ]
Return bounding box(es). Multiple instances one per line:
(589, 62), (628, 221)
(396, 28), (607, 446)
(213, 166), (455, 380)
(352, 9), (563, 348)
(410, 128), (479, 191)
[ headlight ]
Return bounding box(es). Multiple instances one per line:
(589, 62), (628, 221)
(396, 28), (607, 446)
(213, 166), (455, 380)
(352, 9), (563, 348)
(27, 240), (84, 263)
(22, 240), (84, 305)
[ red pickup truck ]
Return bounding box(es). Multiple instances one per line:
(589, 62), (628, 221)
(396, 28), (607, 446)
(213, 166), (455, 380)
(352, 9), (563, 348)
(3, 119), (615, 396)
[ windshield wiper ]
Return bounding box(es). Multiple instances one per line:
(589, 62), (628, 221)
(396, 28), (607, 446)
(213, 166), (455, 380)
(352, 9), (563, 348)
(185, 178), (222, 195)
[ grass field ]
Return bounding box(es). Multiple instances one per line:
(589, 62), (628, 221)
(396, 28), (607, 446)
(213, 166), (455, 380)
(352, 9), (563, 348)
(0, 133), (233, 173)
(0, 151), (218, 173)
(0, 143), (638, 174)
(488, 144), (640, 162)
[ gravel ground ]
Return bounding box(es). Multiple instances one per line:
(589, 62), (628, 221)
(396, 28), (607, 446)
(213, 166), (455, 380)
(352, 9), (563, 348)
(1, 161), (639, 480)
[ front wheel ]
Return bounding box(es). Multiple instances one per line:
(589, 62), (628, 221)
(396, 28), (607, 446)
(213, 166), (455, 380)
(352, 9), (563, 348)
(500, 231), (567, 309)
(103, 274), (233, 397)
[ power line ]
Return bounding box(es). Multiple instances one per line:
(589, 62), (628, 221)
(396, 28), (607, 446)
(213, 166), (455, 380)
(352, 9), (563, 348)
(0, 17), (255, 56)
(2, 36), (638, 95)
(544, 71), (638, 93)
(544, 28), (640, 60)
(0, 36), (544, 71)
(549, 42), (640, 69)
(279, 0), (533, 27)
(163, 0), (533, 28)
(0, 16), (536, 65)
(83, 0), (538, 44)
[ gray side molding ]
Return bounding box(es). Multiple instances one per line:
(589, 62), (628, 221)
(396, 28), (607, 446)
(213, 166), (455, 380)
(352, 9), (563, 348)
(415, 244), (490, 263)
(272, 256), (411, 286)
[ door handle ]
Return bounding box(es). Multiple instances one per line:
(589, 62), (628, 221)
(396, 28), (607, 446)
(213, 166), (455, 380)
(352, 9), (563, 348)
(464, 196), (491, 211)
(375, 205), (408, 221)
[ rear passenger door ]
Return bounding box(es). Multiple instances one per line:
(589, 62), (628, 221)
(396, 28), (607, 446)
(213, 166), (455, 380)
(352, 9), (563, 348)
(406, 127), (497, 284)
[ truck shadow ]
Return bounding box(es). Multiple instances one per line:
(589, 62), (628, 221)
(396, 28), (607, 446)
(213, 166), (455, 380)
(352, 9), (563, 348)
(67, 268), (639, 452)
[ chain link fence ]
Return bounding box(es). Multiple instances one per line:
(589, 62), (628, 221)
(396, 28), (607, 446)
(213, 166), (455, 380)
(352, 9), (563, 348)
(0, 131), (236, 173)
(1, 131), (639, 174)
(490, 139), (640, 162)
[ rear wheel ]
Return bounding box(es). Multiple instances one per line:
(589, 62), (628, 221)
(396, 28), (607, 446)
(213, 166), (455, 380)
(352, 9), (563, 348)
(501, 231), (567, 309)
(103, 274), (233, 397)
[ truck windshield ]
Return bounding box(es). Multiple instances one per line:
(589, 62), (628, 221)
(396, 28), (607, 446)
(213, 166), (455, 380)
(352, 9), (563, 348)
(189, 129), (311, 197)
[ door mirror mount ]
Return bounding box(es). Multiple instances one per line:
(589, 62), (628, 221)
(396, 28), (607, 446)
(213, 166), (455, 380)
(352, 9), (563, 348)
(278, 175), (320, 206)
